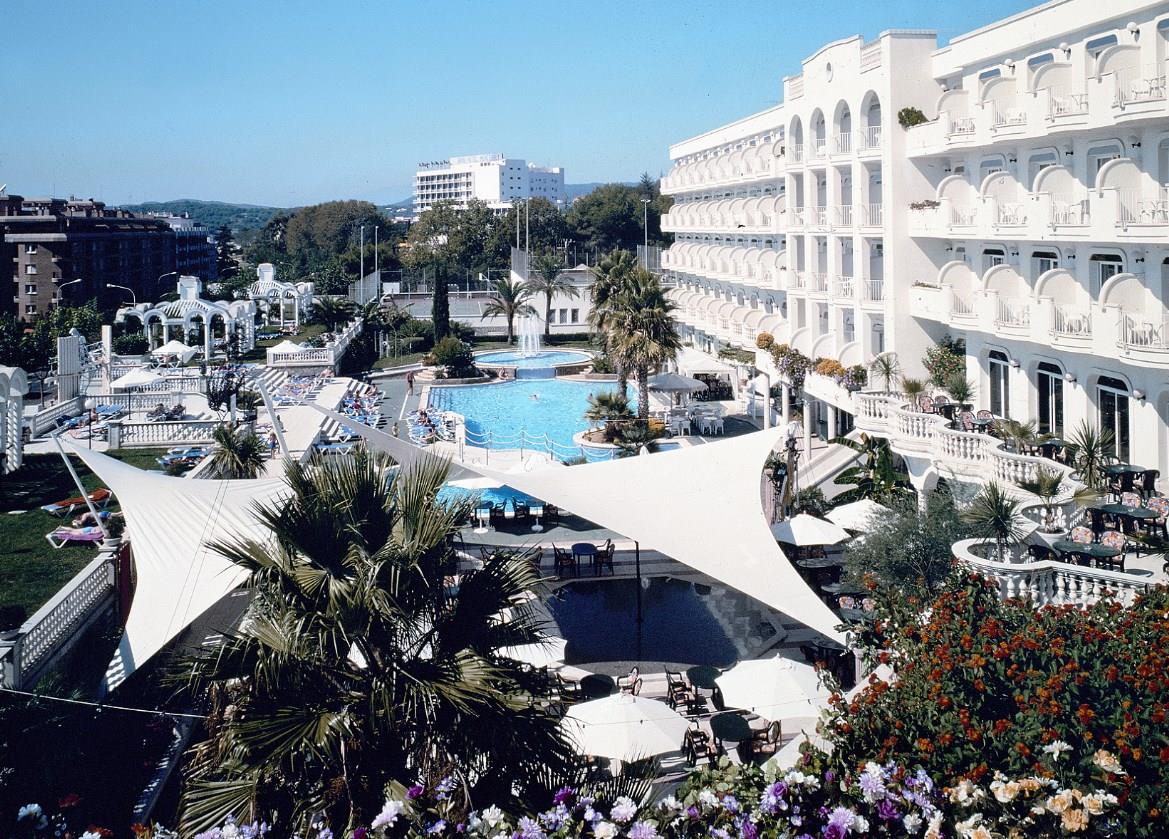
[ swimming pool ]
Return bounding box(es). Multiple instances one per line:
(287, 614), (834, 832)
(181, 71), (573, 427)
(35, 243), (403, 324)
(548, 577), (780, 669)
(427, 378), (631, 461)
(476, 350), (592, 368)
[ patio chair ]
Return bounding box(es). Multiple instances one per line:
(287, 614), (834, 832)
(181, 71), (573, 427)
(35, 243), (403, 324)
(1069, 525), (1095, 545)
(45, 526), (105, 549)
(1028, 543), (1056, 563)
(1146, 496), (1169, 538)
(665, 670), (696, 710)
(1121, 491), (1143, 509)
(958, 411), (975, 432)
(684, 725), (719, 767)
(617, 666), (642, 695)
(1140, 469), (1161, 501)
(555, 674), (582, 704)
(1098, 530), (1127, 572)
(918, 395), (935, 413)
(751, 721), (783, 757)
(595, 539), (615, 575)
(551, 544), (576, 578)
(1109, 469), (1136, 500)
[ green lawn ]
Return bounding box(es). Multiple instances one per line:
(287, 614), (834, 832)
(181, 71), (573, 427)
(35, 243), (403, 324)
(0, 449), (168, 624)
(239, 323), (329, 362)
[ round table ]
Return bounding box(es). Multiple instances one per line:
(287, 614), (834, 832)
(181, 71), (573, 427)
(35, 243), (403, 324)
(820, 581), (867, 597)
(971, 417), (995, 431)
(795, 555), (846, 570)
(572, 542), (597, 574)
(709, 712), (753, 745)
(1052, 540), (1120, 565)
(473, 505), (492, 534)
(580, 673), (616, 699)
(686, 665), (721, 691)
(1104, 463), (1147, 476)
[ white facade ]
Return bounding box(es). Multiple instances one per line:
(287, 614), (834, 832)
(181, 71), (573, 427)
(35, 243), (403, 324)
(413, 154), (566, 218)
(662, 0), (1169, 479)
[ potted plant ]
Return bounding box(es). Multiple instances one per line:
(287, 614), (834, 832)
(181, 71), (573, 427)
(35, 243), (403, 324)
(961, 481), (1029, 562)
(897, 106), (928, 129)
(1068, 420), (1116, 491)
(998, 418), (1037, 453)
(945, 373), (975, 411)
(901, 377), (926, 410)
(869, 353), (900, 394)
(1018, 466), (1097, 535)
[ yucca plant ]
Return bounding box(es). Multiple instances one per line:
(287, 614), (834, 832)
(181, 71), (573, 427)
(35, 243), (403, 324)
(869, 353), (901, 394)
(1068, 420), (1116, 491)
(1017, 466), (1098, 534)
(961, 481), (1029, 561)
(206, 424), (268, 479)
(999, 418), (1037, 453)
(945, 373), (975, 410)
(901, 377), (927, 410)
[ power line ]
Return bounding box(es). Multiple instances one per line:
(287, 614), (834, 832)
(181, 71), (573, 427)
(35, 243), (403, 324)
(0, 686), (203, 720)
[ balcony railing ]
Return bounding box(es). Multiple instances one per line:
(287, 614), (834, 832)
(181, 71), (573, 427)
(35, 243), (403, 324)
(996, 202), (1026, 225)
(790, 144), (803, 163)
(952, 294), (976, 317)
(990, 103), (1026, 128)
(833, 133), (852, 155)
(948, 116), (976, 136)
(1052, 305), (1092, 337)
(1118, 315), (1169, 350)
(863, 278), (884, 303)
(807, 271), (828, 293)
(1051, 197), (1090, 225)
(951, 206), (977, 226)
(996, 298), (1031, 328)
(857, 126), (881, 153)
(836, 205), (854, 226)
(1045, 87), (1088, 119)
(1115, 188), (1169, 227)
(790, 207), (805, 227)
(809, 206), (828, 227)
(834, 277), (855, 298)
(861, 203), (882, 226)
(790, 270), (807, 289)
(809, 138), (827, 160)
(1114, 66), (1167, 106)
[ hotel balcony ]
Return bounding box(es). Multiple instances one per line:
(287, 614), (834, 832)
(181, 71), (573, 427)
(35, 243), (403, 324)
(905, 60), (1169, 158)
(661, 142), (786, 195)
(661, 243), (786, 290)
(666, 286), (786, 348)
(660, 194), (785, 236)
(908, 263), (1169, 368)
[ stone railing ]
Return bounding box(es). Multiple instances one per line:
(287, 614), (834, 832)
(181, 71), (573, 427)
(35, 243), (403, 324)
(266, 317), (363, 369)
(27, 396), (85, 438)
(852, 391), (1072, 487)
(107, 418), (221, 449)
(0, 544), (118, 689)
(954, 538), (1151, 608)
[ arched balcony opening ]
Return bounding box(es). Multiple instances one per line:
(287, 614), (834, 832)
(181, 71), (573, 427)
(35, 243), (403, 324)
(936, 88), (972, 136)
(939, 261), (978, 317)
(980, 170), (1026, 225)
(789, 117), (804, 162)
(810, 109), (827, 159)
(833, 100), (852, 154)
(860, 92), (882, 150)
(937, 174), (977, 226)
(981, 76), (1024, 128)
(1033, 61), (1087, 117)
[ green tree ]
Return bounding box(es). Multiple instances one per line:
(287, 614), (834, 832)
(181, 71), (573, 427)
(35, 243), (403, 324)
(487, 197), (569, 265)
(566, 184), (647, 252)
(526, 252), (579, 337)
(605, 268), (681, 419)
(1068, 420), (1115, 491)
(433, 265), (451, 342)
(215, 225), (238, 278)
(830, 433), (910, 503)
(587, 249), (638, 391)
(205, 424), (267, 479)
(481, 276), (535, 342)
(178, 453), (574, 834)
(311, 296), (356, 331)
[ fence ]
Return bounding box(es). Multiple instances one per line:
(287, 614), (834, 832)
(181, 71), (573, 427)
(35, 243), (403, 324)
(266, 317), (363, 369)
(107, 418), (221, 449)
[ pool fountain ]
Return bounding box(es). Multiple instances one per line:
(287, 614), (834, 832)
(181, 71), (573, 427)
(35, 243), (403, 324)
(517, 312), (542, 357)
(475, 314), (593, 378)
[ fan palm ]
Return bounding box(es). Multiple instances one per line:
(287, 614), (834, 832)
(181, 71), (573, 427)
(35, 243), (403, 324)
(945, 374), (975, 409)
(588, 250), (638, 391)
(605, 269), (682, 419)
(901, 377), (927, 410)
(178, 451), (574, 835)
(869, 353), (901, 394)
(961, 481), (1029, 561)
(527, 252), (579, 337)
(584, 390), (633, 426)
(311, 296), (356, 331)
(830, 433), (909, 503)
(1018, 465), (1098, 533)
(481, 276), (535, 342)
(999, 418), (1037, 453)
(205, 424), (268, 479)
(1068, 420), (1115, 491)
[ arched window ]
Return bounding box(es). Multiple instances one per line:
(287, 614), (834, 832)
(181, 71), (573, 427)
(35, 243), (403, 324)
(1098, 375), (1131, 461)
(988, 350), (1011, 417)
(1036, 361), (1064, 435)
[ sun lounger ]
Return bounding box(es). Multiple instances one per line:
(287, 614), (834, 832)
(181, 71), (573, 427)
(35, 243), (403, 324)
(41, 488), (112, 517)
(45, 526), (105, 549)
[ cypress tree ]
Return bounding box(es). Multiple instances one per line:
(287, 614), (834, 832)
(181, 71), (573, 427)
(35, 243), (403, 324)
(432, 263), (450, 342)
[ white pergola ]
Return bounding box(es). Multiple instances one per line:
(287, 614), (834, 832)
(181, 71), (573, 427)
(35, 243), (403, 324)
(0, 366), (28, 474)
(247, 263), (314, 330)
(117, 276), (257, 359)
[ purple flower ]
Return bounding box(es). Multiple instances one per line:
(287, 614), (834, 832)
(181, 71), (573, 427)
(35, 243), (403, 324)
(877, 801), (900, 822)
(722, 795), (740, 814)
(408, 784), (425, 800)
(827, 807), (856, 829)
(435, 776), (457, 802)
(758, 781), (788, 815)
(427, 820), (447, 834)
(824, 770), (836, 784)
(628, 822), (659, 839)
(515, 816), (546, 839)
(553, 786), (574, 806)
(318, 829), (334, 839)
(353, 830), (367, 839)
(822, 825), (846, 839)
(686, 806), (700, 819)
(740, 819), (759, 839)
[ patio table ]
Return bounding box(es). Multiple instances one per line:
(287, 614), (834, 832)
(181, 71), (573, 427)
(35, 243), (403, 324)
(685, 665), (722, 691)
(1104, 463), (1147, 476)
(820, 581), (868, 597)
(580, 673), (616, 698)
(1052, 540), (1120, 565)
(795, 555), (846, 570)
(572, 542), (597, 565)
(971, 417), (996, 433)
(709, 712), (753, 744)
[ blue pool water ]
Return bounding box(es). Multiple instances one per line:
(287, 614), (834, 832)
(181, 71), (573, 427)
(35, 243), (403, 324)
(437, 484), (538, 507)
(548, 577), (752, 667)
(428, 378), (631, 461)
(476, 350), (591, 368)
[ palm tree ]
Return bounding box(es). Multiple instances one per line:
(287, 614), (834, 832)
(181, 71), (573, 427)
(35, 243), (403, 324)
(178, 451), (574, 835)
(588, 250), (638, 391)
(869, 353), (901, 394)
(998, 418), (1037, 453)
(961, 481), (1029, 561)
(311, 296), (356, 331)
(606, 269), (682, 419)
(481, 276), (535, 342)
(945, 373), (975, 410)
(527, 252), (579, 337)
(1018, 465), (1097, 533)
(584, 390), (633, 426)
(901, 377), (927, 410)
(830, 433), (909, 503)
(1068, 420), (1116, 491)
(206, 424), (267, 479)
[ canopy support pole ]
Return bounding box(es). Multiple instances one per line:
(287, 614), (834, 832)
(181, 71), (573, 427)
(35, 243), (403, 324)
(51, 432), (109, 538)
(634, 540), (642, 625)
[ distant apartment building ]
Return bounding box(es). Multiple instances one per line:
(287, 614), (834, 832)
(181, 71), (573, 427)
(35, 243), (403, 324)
(147, 213), (218, 281)
(0, 193), (216, 319)
(413, 154), (565, 218)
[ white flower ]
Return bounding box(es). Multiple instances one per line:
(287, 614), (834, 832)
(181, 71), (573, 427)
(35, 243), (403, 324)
(610, 796), (638, 824)
(923, 813), (944, 839)
(990, 778), (1020, 803)
(221, 823), (240, 839)
(593, 821), (618, 839)
(17, 804), (43, 821)
(81, 832), (103, 839)
(854, 815), (870, 834)
(1042, 740), (1073, 762)
(1093, 749), (1126, 775)
(903, 813), (923, 834)
(698, 789), (719, 809)
(658, 796), (681, 815)
(371, 800), (405, 831)
(480, 806), (504, 828)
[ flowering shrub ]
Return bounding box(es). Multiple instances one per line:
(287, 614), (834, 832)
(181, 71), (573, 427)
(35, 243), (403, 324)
(755, 332), (775, 351)
(813, 358), (847, 379)
(830, 573), (1169, 837)
(764, 343), (811, 393)
(922, 337), (965, 389)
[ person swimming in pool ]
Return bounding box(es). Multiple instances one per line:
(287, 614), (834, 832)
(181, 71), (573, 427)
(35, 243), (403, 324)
(530, 393), (539, 400)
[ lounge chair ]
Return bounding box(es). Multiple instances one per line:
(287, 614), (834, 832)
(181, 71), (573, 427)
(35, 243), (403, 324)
(45, 526), (105, 549)
(41, 488), (112, 517)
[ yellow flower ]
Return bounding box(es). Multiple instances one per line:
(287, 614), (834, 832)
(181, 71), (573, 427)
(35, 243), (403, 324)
(1061, 807), (1089, 833)
(1046, 790), (1074, 814)
(1093, 749), (1126, 775)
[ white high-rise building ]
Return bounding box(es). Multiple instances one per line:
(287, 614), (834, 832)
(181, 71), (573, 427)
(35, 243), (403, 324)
(413, 154), (565, 219)
(662, 0), (1169, 493)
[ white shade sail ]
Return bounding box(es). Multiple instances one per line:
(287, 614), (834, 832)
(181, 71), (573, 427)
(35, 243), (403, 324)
(317, 406), (846, 643)
(715, 655), (830, 721)
(560, 693), (689, 761)
(770, 513), (850, 547)
(150, 340), (196, 362)
(65, 443), (288, 692)
(269, 340), (305, 354)
(826, 499), (892, 532)
(110, 368), (162, 389)
(496, 635), (568, 668)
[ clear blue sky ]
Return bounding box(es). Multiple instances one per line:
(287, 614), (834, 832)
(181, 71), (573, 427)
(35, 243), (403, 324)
(2, 0), (1037, 208)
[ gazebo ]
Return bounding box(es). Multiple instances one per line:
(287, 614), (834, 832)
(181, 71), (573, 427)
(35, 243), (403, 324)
(116, 276), (257, 360)
(247, 263), (314, 331)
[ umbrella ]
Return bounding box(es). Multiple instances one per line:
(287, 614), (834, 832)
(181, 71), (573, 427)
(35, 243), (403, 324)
(150, 339), (195, 359)
(770, 513), (850, 546)
(560, 693), (690, 761)
(825, 499), (892, 532)
(447, 476), (504, 491)
(647, 372), (707, 393)
(715, 655), (830, 721)
(496, 635), (568, 668)
(110, 367), (162, 389)
(269, 340), (305, 354)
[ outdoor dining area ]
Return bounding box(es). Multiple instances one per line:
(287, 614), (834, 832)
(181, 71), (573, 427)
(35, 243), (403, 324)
(646, 372), (727, 437)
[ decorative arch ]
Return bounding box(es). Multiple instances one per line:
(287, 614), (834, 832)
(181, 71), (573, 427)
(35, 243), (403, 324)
(982, 263), (1028, 297)
(1095, 156), (1141, 192)
(1100, 272), (1158, 314)
(1032, 163), (1077, 194)
(1034, 268), (1087, 305)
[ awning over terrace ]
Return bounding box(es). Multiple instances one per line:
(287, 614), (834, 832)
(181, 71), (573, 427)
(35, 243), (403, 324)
(65, 442), (289, 692)
(317, 407), (845, 643)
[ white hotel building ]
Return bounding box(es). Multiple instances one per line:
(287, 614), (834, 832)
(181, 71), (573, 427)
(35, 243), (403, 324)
(413, 154), (565, 219)
(661, 0), (1169, 491)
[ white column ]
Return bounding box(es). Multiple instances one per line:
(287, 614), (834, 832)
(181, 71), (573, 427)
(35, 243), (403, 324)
(781, 385), (791, 425)
(803, 400), (814, 457)
(204, 318), (213, 362)
(827, 403), (838, 441)
(760, 373), (771, 429)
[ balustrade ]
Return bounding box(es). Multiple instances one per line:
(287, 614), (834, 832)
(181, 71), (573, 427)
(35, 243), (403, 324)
(1114, 65), (1168, 106)
(1050, 196), (1089, 225)
(836, 205), (854, 226)
(857, 126), (881, 152)
(1045, 87), (1088, 118)
(1052, 305), (1091, 337)
(861, 203), (882, 226)
(995, 299), (1030, 328)
(863, 278), (884, 303)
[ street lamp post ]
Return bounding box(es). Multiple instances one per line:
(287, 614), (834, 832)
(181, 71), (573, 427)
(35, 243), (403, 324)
(55, 277), (83, 305)
(641, 198), (651, 251)
(106, 283), (137, 304)
(157, 270), (179, 286)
